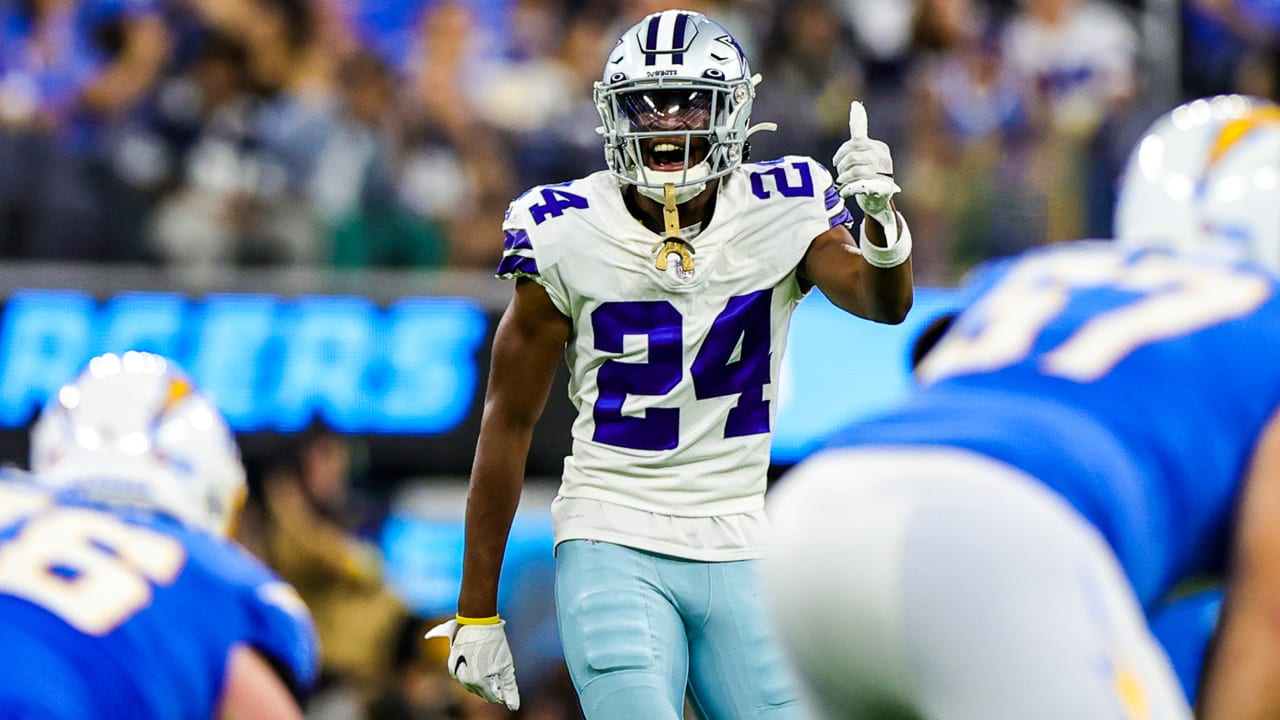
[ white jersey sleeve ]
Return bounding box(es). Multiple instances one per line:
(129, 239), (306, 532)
(497, 188), (575, 315)
(495, 159), (852, 526)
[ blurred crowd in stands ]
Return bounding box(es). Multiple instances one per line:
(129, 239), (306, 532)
(4, 0), (1278, 283)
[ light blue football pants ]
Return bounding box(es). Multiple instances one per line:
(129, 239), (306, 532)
(555, 539), (805, 720)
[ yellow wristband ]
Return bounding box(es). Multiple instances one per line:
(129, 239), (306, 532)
(455, 614), (502, 626)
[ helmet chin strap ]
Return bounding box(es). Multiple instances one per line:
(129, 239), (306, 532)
(638, 182), (705, 204)
(636, 162), (710, 204)
(661, 183), (682, 237)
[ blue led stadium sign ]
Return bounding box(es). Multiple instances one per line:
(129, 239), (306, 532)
(0, 290), (489, 434)
(771, 287), (960, 463)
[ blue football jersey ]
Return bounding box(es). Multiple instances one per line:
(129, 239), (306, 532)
(0, 478), (318, 719)
(825, 242), (1280, 607)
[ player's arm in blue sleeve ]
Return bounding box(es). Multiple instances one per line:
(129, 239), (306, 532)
(245, 578), (320, 700)
(1197, 408), (1280, 718)
(799, 162), (913, 324)
(907, 255), (1019, 374)
(218, 644), (306, 720)
(190, 534), (319, 716)
(1149, 587), (1223, 706)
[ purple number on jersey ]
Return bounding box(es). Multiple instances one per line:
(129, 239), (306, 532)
(592, 301), (683, 450)
(749, 161), (815, 200)
(589, 291), (773, 451)
(692, 289), (772, 437)
(529, 188), (590, 225)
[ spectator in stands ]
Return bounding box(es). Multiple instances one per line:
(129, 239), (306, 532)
(318, 50), (446, 268)
(902, 0), (1033, 282)
(141, 30), (256, 271)
(749, 0), (864, 165)
(238, 423), (407, 712)
(149, 0), (333, 271)
(1002, 0), (1138, 241)
(399, 0), (513, 269)
(0, 0), (1261, 284)
(502, 8), (612, 189)
(0, 0), (168, 260)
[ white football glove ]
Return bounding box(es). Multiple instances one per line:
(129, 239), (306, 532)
(424, 618), (521, 711)
(833, 100), (901, 232)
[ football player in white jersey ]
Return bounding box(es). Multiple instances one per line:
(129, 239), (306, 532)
(426, 10), (915, 719)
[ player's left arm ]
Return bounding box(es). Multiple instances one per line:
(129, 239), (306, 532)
(801, 219), (913, 324)
(234, 565), (320, 705)
(800, 100), (913, 324)
(1197, 406), (1280, 719)
(216, 645), (305, 720)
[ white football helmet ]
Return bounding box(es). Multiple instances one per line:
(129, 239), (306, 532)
(30, 351), (246, 537)
(594, 10), (775, 204)
(1114, 94), (1280, 269)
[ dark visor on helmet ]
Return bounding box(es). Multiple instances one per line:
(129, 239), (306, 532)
(619, 89), (714, 132)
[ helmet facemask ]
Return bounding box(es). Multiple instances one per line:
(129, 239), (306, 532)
(596, 75), (756, 204)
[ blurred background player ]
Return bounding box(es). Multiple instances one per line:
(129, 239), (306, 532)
(241, 422), (409, 713)
(428, 9), (914, 720)
(762, 93), (1280, 720)
(0, 350), (318, 719)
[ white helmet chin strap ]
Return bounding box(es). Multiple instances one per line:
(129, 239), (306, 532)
(635, 163), (711, 204)
(630, 117), (778, 205)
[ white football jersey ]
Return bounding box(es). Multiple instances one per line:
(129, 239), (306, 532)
(498, 156), (851, 519)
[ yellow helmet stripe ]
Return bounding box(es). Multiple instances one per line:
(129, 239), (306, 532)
(1207, 107), (1280, 170)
